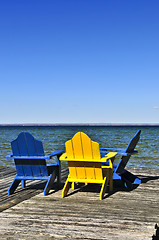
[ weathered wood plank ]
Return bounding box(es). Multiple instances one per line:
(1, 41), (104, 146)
(0, 167), (68, 211)
(0, 167), (159, 239)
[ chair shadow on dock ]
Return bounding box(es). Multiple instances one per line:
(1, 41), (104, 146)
(28, 180), (62, 193)
(7, 173), (159, 200)
(105, 173), (159, 199)
(139, 174), (159, 184)
(59, 171), (159, 200)
(1, 167), (159, 208)
(59, 180), (140, 199)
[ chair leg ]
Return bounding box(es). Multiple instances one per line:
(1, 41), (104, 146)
(8, 177), (21, 195)
(100, 177), (108, 200)
(21, 180), (26, 188)
(56, 163), (61, 186)
(71, 182), (75, 190)
(44, 170), (56, 196)
(109, 169), (113, 192)
(62, 178), (71, 198)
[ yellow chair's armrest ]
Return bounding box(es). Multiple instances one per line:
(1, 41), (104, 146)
(101, 152), (117, 162)
(60, 157), (104, 162)
(59, 152), (67, 161)
(60, 152), (117, 162)
(102, 159), (113, 169)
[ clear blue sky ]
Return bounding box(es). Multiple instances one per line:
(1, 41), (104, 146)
(0, 0), (159, 124)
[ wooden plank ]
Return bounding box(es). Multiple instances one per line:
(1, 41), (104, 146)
(84, 161), (96, 179)
(94, 162), (103, 180)
(0, 167), (68, 211)
(68, 161), (77, 179)
(81, 132), (93, 159)
(0, 167), (159, 239)
(65, 139), (75, 159)
(72, 132), (84, 159)
(92, 140), (101, 160)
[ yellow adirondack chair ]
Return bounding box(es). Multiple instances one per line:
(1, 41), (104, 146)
(60, 132), (117, 200)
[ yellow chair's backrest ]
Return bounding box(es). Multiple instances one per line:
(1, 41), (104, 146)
(66, 132), (101, 160)
(65, 132), (103, 181)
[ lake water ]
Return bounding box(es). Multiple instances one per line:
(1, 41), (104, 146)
(0, 126), (159, 169)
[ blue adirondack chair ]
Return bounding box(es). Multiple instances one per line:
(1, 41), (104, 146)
(6, 131), (64, 195)
(100, 130), (141, 188)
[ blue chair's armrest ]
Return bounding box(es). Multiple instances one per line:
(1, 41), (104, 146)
(100, 147), (126, 152)
(121, 150), (138, 156)
(100, 149), (128, 156)
(6, 151), (64, 160)
(7, 156), (47, 159)
(100, 148), (138, 156)
(45, 150), (64, 159)
(6, 154), (13, 159)
(128, 150), (138, 155)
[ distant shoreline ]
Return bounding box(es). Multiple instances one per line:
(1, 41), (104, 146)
(0, 123), (159, 127)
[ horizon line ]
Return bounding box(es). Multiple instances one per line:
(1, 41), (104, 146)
(0, 123), (159, 127)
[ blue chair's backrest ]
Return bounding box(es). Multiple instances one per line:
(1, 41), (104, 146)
(115, 130), (141, 174)
(11, 131), (45, 157)
(125, 130), (141, 154)
(11, 132), (48, 177)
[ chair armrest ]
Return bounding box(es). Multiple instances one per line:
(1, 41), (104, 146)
(6, 154), (13, 159)
(45, 150), (64, 159)
(101, 147), (125, 152)
(6, 150), (64, 160)
(59, 152), (67, 160)
(60, 152), (116, 163)
(129, 150), (138, 154)
(100, 148), (138, 155)
(101, 152), (117, 163)
(115, 151), (138, 156)
(102, 159), (113, 169)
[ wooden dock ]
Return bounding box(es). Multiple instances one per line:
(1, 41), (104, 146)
(0, 166), (159, 240)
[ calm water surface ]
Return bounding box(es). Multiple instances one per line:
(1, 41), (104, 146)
(0, 126), (159, 169)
